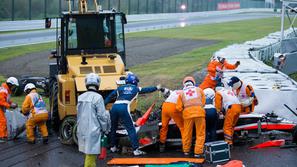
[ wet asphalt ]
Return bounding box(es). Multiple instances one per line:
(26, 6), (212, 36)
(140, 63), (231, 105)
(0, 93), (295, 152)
(0, 132), (296, 167)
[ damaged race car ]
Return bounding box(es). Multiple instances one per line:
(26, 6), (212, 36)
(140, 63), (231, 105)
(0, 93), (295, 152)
(115, 103), (297, 151)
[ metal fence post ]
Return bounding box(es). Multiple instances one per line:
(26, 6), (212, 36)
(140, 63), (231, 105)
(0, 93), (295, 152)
(128, 0), (131, 14)
(108, 0), (111, 10)
(44, 0), (47, 18)
(59, 0), (62, 16)
(175, 0), (177, 13)
(29, 0), (32, 20)
(137, 0), (140, 14)
(154, 0), (157, 13)
(146, 0), (149, 13)
(168, 0), (171, 13)
(11, 0), (15, 21)
(118, 0), (121, 11)
(162, 0), (164, 13)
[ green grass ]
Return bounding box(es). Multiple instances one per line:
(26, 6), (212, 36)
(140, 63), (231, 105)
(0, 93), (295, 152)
(0, 28), (55, 35)
(289, 72), (297, 81)
(0, 42), (55, 62)
(0, 75), (6, 83)
(10, 95), (49, 111)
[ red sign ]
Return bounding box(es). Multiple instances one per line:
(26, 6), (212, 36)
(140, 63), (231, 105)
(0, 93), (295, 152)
(217, 2), (240, 11)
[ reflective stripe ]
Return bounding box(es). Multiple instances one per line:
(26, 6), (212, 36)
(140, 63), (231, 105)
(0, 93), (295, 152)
(0, 87), (8, 94)
(208, 74), (216, 81)
(224, 133), (233, 140)
(114, 100), (130, 104)
(0, 86), (9, 112)
(204, 104), (215, 109)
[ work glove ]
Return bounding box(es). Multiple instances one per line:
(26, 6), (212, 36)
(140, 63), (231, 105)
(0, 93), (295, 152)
(161, 88), (171, 99)
(235, 61), (240, 66)
(218, 112), (224, 119)
(10, 103), (18, 109)
(156, 84), (162, 90)
(254, 97), (259, 106)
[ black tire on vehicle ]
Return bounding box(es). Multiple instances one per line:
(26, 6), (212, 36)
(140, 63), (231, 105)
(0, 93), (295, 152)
(50, 81), (60, 132)
(72, 124), (78, 145)
(59, 116), (77, 145)
(292, 125), (297, 144)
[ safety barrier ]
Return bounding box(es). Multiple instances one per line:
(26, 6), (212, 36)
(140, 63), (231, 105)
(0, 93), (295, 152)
(247, 28), (296, 62)
(215, 28), (297, 123)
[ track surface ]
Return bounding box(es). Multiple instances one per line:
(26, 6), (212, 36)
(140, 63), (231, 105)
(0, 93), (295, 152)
(0, 37), (218, 77)
(0, 133), (296, 167)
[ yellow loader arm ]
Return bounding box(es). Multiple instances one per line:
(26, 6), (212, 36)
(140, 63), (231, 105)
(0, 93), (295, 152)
(78, 0), (99, 13)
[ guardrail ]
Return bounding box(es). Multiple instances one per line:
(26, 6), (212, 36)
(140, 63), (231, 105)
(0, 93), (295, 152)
(248, 28), (296, 62)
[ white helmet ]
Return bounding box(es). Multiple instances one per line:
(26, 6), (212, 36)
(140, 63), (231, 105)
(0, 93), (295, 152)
(24, 83), (36, 93)
(85, 73), (100, 88)
(212, 51), (226, 63)
(6, 77), (19, 87)
(203, 88), (215, 100)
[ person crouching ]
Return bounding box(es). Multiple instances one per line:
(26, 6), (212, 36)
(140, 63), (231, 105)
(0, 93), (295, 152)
(214, 82), (241, 146)
(159, 88), (184, 152)
(203, 88), (218, 142)
(22, 83), (48, 144)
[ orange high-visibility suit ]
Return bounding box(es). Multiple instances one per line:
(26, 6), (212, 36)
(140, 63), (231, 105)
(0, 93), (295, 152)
(176, 86), (206, 155)
(234, 83), (258, 114)
(0, 83), (12, 138)
(199, 60), (238, 90)
(159, 90), (184, 144)
(22, 90), (48, 142)
(215, 88), (241, 145)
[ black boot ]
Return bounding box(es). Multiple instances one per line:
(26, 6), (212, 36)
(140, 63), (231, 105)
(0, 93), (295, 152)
(43, 137), (48, 144)
(159, 143), (165, 153)
(27, 140), (36, 144)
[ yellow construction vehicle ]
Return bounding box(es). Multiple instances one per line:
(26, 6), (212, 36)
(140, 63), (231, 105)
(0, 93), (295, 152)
(48, 0), (128, 144)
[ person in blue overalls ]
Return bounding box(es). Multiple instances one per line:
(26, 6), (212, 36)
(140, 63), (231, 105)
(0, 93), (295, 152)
(203, 88), (218, 142)
(104, 73), (161, 156)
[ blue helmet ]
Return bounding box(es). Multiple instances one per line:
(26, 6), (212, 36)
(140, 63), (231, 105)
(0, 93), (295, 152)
(228, 76), (240, 87)
(125, 73), (139, 85)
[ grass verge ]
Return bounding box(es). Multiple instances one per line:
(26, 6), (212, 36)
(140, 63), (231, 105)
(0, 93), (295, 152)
(0, 28), (55, 35)
(0, 42), (55, 62)
(289, 72), (297, 81)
